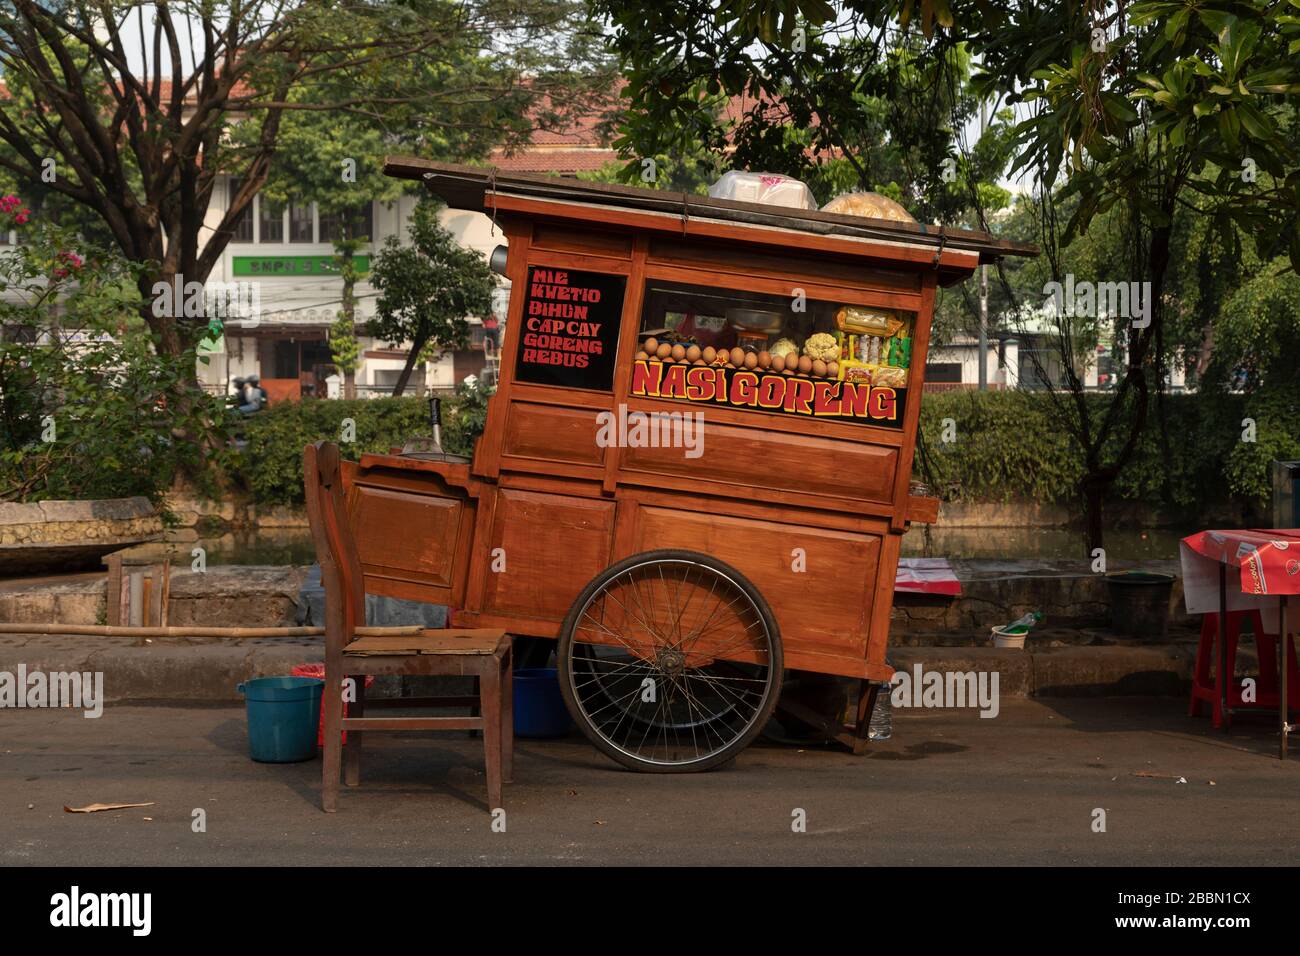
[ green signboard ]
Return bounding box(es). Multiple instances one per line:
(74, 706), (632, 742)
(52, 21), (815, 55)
(232, 255), (369, 277)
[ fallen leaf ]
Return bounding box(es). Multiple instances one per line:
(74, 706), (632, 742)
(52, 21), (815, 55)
(1177, 777), (1187, 784)
(64, 802), (155, 814)
(1133, 771), (1180, 780)
(142, 817), (153, 822)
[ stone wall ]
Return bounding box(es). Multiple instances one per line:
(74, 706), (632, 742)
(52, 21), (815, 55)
(0, 498), (162, 575)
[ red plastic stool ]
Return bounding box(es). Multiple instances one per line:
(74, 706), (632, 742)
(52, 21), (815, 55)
(1189, 610), (1300, 728)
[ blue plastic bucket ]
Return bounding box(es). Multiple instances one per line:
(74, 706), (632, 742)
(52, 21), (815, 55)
(513, 668), (573, 738)
(237, 676), (324, 763)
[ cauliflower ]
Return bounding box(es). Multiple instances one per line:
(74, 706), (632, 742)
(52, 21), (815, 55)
(769, 337), (799, 359)
(803, 332), (839, 363)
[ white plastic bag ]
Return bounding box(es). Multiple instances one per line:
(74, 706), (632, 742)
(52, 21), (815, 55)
(708, 171), (818, 210)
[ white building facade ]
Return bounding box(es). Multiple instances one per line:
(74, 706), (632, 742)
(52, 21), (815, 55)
(197, 177), (506, 401)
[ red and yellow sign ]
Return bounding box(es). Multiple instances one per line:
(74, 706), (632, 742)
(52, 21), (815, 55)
(630, 359), (903, 427)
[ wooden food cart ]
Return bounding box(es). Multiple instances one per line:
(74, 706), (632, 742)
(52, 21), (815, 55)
(341, 160), (1034, 772)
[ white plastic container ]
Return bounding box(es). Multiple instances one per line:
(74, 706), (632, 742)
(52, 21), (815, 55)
(992, 626), (1027, 650)
(708, 171), (818, 211)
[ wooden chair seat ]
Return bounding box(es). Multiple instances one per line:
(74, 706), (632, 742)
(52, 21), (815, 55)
(305, 441), (512, 813)
(345, 629), (508, 657)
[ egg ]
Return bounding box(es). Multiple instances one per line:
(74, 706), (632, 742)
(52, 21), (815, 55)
(702, 346), (717, 364)
(812, 359), (827, 377)
(798, 355), (813, 375)
(656, 343), (672, 359)
(729, 347), (745, 366)
(635, 350), (650, 362)
(770, 353), (785, 373)
(740, 351), (755, 369)
(671, 343), (687, 361)
(643, 337), (659, 355)
(692, 358), (706, 366)
(827, 361), (839, 378)
(757, 351), (771, 369)
(686, 344), (702, 363)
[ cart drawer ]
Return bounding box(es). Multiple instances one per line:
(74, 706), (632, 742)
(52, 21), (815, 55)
(620, 420), (897, 505)
(503, 401), (606, 467)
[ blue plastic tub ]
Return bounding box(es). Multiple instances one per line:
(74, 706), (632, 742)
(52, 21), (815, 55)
(513, 668), (573, 738)
(237, 676), (324, 763)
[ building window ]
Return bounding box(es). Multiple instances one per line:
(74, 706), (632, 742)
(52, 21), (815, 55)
(320, 202), (372, 242)
(289, 201), (314, 243)
(259, 200), (284, 243)
(229, 178), (253, 242)
(925, 362), (963, 383)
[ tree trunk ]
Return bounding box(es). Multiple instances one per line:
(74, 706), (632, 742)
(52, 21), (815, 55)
(391, 332), (430, 397)
(1081, 477), (1107, 558)
(344, 369), (356, 401)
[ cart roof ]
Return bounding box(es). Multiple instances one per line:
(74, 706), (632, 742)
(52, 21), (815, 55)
(385, 157), (1038, 272)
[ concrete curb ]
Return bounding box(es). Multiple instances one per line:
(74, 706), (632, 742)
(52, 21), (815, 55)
(889, 644), (1196, 698)
(0, 634), (1199, 704)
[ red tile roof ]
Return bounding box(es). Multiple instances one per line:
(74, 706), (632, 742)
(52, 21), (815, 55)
(490, 148), (619, 174)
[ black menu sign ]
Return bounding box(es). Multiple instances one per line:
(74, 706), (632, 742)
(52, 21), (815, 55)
(514, 266), (625, 390)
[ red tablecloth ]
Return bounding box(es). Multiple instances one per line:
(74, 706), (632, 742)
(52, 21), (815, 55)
(894, 557), (961, 596)
(1180, 529), (1300, 629)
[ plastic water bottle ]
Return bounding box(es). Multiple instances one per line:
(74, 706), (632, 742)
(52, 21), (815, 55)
(1003, 611), (1043, 634)
(867, 684), (893, 741)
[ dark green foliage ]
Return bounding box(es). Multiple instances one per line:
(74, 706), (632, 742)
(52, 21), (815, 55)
(916, 390), (1292, 512)
(232, 386), (490, 506)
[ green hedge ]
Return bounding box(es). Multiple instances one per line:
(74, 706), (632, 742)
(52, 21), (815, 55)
(914, 389), (1297, 510)
(233, 391), (484, 506)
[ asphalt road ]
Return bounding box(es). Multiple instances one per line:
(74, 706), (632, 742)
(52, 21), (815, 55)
(2, 698), (1298, 866)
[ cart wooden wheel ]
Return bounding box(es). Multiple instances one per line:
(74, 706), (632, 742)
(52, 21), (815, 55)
(557, 549), (783, 773)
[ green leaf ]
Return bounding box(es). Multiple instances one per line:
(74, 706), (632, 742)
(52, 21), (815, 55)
(1165, 8), (1190, 40)
(1218, 107), (1242, 150)
(1236, 102), (1276, 140)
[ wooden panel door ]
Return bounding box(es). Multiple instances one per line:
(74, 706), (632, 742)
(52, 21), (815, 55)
(348, 481), (473, 606)
(480, 487), (616, 622)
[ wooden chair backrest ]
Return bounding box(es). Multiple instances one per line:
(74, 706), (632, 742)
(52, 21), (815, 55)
(303, 442), (366, 651)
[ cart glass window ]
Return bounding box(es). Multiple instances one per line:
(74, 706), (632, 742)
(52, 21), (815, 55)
(514, 266), (627, 391)
(630, 279), (916, 429)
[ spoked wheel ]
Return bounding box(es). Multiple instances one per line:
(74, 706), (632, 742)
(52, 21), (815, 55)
(557, 549), (783, 773)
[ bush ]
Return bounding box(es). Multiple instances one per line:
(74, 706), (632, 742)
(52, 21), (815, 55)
(914, 389), (1280, 513)
(0, 209), (226, 507)
(233, 383), (487, 506)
